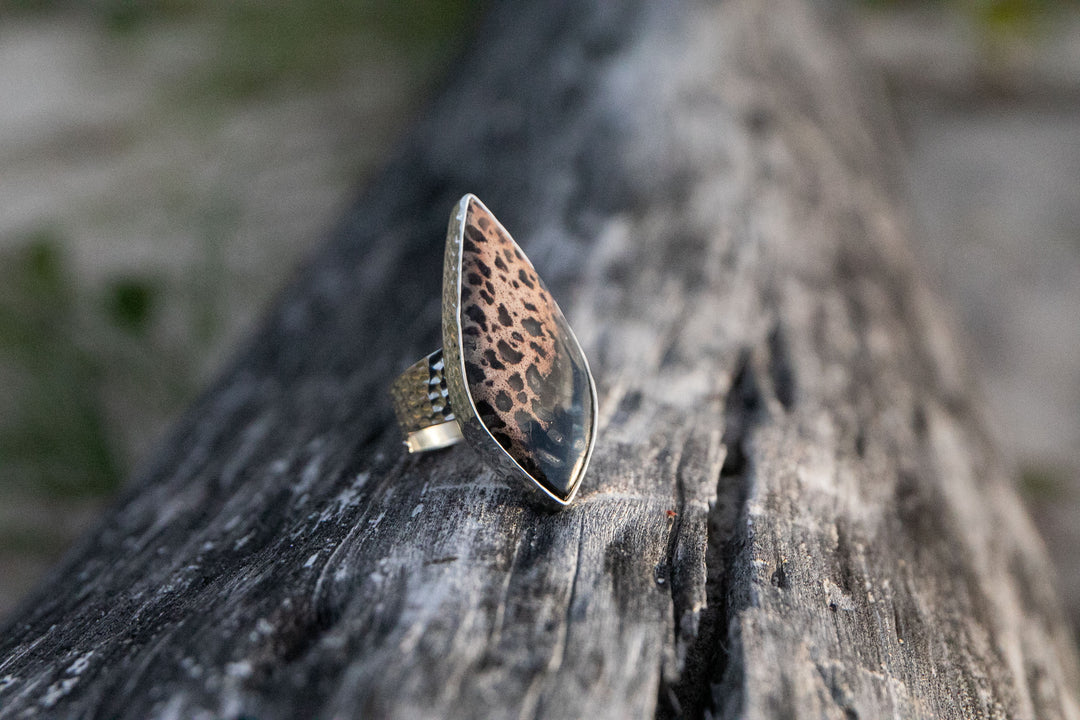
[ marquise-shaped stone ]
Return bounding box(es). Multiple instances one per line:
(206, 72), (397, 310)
(455, 197), (594, 501)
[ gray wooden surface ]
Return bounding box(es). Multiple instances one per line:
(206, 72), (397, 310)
(2, 0), (1078, 718)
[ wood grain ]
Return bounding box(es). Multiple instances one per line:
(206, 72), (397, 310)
(1, 0), (1077, 718)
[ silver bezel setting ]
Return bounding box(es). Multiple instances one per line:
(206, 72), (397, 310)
(441, 194), (598, 508)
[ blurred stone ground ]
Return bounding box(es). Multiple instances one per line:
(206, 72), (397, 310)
(0, 2), (1078, 643)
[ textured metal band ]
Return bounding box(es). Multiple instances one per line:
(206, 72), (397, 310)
(389, 349), (464, 452)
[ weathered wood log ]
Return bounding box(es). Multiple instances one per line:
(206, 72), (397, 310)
(2, 0), (1078, 717)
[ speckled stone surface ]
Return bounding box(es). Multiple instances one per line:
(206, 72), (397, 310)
(457, 198), (592, 500)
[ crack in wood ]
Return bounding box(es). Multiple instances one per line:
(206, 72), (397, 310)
(657, 352), (764, 719)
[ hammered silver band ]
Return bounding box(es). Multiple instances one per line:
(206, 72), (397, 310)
(389, 349), (464, 452)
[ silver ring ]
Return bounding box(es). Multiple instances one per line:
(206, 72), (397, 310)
(390, 194), (597, 508)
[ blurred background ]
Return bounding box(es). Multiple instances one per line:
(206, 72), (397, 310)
(0, 0), (1077, 644)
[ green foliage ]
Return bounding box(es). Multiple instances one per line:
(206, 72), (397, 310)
(204, 0), (480, 98)
(965, 0), (1076, 56)
(0, 0), (482, 96)
(0, 233), (120, 498)
(1018, 463), (1069, 502)
(0, 229), (212, 500)
(103, 277), (157, 335)
(857, 0), (1077, 40)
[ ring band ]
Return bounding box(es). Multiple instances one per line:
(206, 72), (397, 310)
(389, 349), (463, 452)
(390, 194), (597, 508)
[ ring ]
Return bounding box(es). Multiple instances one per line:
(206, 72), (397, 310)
(390, 194), (598, 508)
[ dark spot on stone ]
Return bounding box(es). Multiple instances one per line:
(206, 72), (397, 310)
(463, 326), (480, 336)
(495, 391), (513, 412)
(494, 255), (508, 272)
(508, 373), (524, 391)
(545, 419), (566, 444)
(477, 216), (491, 231)
(511, 331), (524, 343)
(521, 317), (543, 337)
(529, 341), (547, 358)
(461, 286), (472, 301)
(519, 455), (545, 484)
(465, 361), (485, 386)
(531, 398), (554, 423)
(464, 304), (487, 330)
(464, 238), (481, 254)
(504, 249), (515, 263)
(518, 269), (534, 288)
(483, 349), (505, 370)
(514, 409), (534, 434)
(526, 364), (543, 393)
(485, 281), (495, 295)
(523, 302), (537, 312)
(491, 431), (512, 451)
(476, 260), (492, 279)
(498, 305), (513, 327)
(517, 392), (528, 403)
(467, 273), (483, 286)
(498, 340), (524, 364)
(512, 281), (520, 289)
(475, 400), (506, 429)
(479, 289), (495, 305)
(466, 225), (485, 244)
